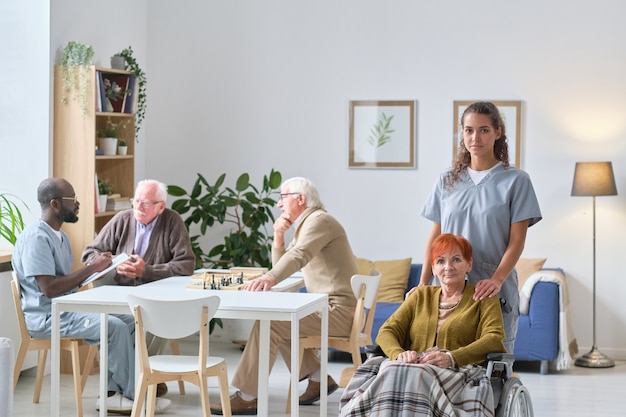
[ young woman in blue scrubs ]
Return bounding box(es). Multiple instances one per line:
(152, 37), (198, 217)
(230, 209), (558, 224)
(415, 101), (542, 353)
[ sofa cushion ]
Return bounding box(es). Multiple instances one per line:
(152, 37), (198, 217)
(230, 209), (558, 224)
(355, 257), (412, 303)
(516, 257), (547, 291)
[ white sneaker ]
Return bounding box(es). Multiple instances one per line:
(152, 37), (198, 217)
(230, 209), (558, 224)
(152, 397), (172, 414)
(95, 393), (172, 415)
(95, 392), (133, 415)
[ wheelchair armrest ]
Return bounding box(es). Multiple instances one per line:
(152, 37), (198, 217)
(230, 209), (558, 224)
(486, 352), (515, 363)
(365, 344), (387, 357)
(486, 352), (515, 379)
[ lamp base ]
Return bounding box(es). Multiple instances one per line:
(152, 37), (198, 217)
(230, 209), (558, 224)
(575, 346), (615, 368)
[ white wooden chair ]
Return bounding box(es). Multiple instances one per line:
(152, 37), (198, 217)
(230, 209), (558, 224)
(287, 269), (381, 411)
(127, 292), (231, 417)
(11, 272), (97, 417)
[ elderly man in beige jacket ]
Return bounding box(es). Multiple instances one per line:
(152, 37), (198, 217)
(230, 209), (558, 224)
(212, 177), (358, 415)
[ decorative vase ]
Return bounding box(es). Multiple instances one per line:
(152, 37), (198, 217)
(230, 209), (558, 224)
(105, 98), (114, 112)
(111, 55), (125, 70)
(117, 146), (128, 156)
(98, 194), (108, 213)
(98, 137), (118, 155)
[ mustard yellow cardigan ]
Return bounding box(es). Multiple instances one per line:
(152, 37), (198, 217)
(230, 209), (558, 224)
(376, 282), (506, 367)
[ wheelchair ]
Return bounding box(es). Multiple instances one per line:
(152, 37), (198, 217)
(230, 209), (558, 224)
(486, 352), (534, 417)
(365, 346), (534, 417)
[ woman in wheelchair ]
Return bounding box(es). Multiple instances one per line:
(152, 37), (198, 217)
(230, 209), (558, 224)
(339, 233), (507, 416)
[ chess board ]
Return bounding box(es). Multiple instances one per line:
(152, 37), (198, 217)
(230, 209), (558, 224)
(186, 267), (267, 291)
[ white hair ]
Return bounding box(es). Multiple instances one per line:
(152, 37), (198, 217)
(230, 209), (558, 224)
(281, 177), (324, 210)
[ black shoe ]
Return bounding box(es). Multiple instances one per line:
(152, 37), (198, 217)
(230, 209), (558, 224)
(299, 376), (339, 405)
(156, 382), (168, 397)
(210, 391), (257, 415)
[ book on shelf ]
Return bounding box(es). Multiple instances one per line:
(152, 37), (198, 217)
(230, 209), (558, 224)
(96, 71), (106, 112)
(106, 196), (132, 211)
(124, 75), (136, 113)
(95, 73), (102, 112)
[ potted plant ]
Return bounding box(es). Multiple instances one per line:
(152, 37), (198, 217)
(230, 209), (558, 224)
(114, 46), (147, 141)
(0, 192), (28, 246)
(59, 41), (94, 118)
(168, 169), (282, 269)
(117, 139), (128, 155)
(97, 117), (128, 155)
(97, 179), (113, 213)
(110, 53), (125, 70)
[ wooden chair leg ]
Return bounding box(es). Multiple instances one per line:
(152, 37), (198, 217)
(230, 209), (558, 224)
(198, 376), (211, 417)
(81, 344), (98, 392)
(12, 341), (28, 389)
(130, 378), (148, 417)
(33, 349), (47, 403)
(217, 364), (232, 417)
(68, 341), (85, 417)
(146, 383), (158, 417)
(169, 339), (186, 395)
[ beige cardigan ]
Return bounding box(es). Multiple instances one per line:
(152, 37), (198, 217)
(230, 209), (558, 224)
(270, 207), (357, 307)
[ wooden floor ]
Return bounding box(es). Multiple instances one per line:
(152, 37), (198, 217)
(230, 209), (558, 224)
(11, 341), (626, 416)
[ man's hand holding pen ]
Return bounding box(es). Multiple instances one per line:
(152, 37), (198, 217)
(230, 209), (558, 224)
(92, 251), (113, 271)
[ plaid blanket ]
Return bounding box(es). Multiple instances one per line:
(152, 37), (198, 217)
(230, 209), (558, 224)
(339, 356), (495, 417)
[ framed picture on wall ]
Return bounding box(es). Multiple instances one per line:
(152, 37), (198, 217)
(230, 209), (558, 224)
(349, 100), (416, 169)
(452, 101), (522, 167)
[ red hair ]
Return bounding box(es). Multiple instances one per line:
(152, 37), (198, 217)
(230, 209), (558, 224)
(430, 233), (472, 265)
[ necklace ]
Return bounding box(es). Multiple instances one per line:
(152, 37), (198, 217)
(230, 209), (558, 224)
(438, 299), (461, 310)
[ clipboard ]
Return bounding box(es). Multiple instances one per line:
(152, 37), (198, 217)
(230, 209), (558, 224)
(80, 253), (130, 287)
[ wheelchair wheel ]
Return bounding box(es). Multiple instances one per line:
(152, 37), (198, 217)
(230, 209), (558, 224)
(495, 376), (534, 417)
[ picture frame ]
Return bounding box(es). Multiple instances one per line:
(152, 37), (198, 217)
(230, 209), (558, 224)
(349, 100), (416, 169)
(452, 101), (522, 167)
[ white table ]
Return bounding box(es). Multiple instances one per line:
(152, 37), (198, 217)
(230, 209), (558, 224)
(51, 276), (327, 417)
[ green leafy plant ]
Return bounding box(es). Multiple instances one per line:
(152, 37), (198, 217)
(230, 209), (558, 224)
(367, 112), (395, 148)
(118, 139), (127, 147)
(98, 178), (114, 196)
(60, 41), (94, 118)
(115, 46), (147, 141)
(98, 117), (129, 138)
(0, 192), (29, 246)
(168, 169), (282, 269)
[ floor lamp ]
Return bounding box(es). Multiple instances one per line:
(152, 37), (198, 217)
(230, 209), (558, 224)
(571, 161), (617, 368)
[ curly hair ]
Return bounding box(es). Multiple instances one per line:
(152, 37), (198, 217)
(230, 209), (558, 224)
(446, 102), (510, 188)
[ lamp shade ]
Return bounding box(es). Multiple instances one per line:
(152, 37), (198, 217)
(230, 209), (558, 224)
(571, 162), (618, 197)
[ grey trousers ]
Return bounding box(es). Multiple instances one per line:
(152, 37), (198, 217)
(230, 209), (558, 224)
(32, 312), (136, 399)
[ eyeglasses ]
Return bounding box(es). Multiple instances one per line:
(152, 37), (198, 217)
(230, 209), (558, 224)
(53, 196), (78, 204)
(279, 193), (299, 201)
(130, 199), (163, 208)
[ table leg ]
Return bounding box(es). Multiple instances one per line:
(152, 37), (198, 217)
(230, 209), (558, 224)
(258, 319), (270, 417)
(99, 313), (108, 417)
(51, 303), (60, 417)
(290, 312), (299, 417)
(320, 303), (328, 417)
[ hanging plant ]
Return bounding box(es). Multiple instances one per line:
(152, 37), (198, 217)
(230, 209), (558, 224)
(60, 41), (94, 118)
(115, 46), (147, 141)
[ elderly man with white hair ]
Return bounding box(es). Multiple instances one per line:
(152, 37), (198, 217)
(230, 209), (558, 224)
(211, 176), (359, 415)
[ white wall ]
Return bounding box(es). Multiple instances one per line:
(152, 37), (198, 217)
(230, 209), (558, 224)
(3, 1), (624, 359)
(143, 1), (626, 359)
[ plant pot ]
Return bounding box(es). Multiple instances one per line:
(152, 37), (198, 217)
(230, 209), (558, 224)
(111, 55), (125, 70)
(117, 146), (128, 156)
(98, 137), (118, 155)
(98, 194), (108, 213)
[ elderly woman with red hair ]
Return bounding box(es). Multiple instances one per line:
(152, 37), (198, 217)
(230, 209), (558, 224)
(339, 234), (506, 417)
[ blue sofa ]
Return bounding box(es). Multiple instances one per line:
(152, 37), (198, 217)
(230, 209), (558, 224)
(370, 263), (560, 374)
